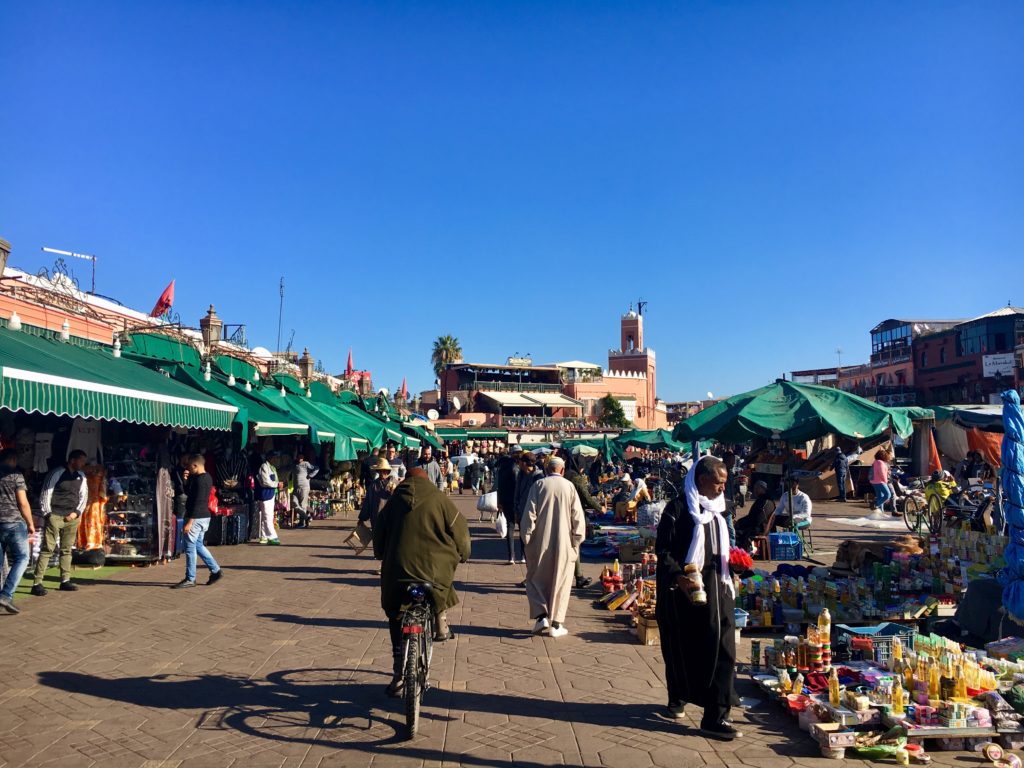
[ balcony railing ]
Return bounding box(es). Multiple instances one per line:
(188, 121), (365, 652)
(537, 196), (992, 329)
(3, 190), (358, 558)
(472, 381), (562, 393)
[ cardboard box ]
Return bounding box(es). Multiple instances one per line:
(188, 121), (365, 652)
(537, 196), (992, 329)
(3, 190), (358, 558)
(618, 542), (647, 563)
(801, 469), (855, 501)
(637, 615), (660, 646)
(811, 722), (857, 749)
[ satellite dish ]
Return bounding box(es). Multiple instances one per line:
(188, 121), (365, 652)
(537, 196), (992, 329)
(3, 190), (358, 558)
(426, 408), (440, 421)
(707, 391), (714, 400)
(451, 396), (462, 411)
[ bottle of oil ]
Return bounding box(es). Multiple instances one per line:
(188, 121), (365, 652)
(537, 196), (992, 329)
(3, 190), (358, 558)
(892, 677), (906, 715)
(828, 667), (841, 708)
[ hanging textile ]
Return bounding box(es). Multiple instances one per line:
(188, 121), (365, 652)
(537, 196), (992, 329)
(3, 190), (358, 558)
(967, 428), (1002, 470)
(997, 391), (1024, 621)
(156, 467), (173, 561)
(76, 465), (107, 552)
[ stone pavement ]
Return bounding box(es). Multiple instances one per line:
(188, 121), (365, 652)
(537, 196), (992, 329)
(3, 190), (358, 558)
(0, 495), (955, 767)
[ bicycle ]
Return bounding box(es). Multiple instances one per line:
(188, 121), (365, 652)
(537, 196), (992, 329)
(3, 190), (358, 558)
(400, 582), (434, 739)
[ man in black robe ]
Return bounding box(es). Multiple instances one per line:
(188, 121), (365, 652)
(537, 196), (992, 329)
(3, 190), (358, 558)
(655, 455), (740, 740)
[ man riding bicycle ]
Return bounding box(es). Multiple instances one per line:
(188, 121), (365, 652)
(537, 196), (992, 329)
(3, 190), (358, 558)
(373, 467), (471, 697)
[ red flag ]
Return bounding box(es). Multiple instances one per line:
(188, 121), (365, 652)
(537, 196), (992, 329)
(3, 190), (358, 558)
(400, 378), (408, 399)
(927, 428), (942, 475)
(345, 348), (354, 377)
(149, 280), (175, 317)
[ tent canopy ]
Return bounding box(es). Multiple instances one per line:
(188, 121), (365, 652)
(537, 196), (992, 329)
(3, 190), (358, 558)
(561, 436), (624, 462)
(674, 380), (915, 444)
(0, 328), (235, 431)
(934, 404), (1005, 432)
(615, 428), (687, 452)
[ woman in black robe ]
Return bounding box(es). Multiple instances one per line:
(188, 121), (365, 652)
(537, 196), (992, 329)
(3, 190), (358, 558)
(655, 456), (739, 740)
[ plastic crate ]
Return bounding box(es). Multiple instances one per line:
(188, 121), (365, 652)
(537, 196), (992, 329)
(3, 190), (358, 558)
(768, 532), (803, 561)
(833, 622), (916, 666)
(735, 608), (749, 628)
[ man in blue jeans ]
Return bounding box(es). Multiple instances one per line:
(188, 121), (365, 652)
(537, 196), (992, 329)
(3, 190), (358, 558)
(0, 448), (36, 614)
(172, 455), (223, 589)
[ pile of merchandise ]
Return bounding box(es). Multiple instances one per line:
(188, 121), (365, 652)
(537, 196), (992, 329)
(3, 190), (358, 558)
(754, 606), (1024, 759)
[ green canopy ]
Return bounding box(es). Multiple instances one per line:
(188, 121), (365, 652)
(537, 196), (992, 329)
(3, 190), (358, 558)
(436, 428), (469, 441)
(122, 332), (203, 368)
(214, 354), (262, 384)
(0, 329), (235, 431)
(171, 367), (309, 445)
(466, 429), (509, 440)
(614, 428), (687, 452)
(403, 423), (442, 451)
(673, 381), (915, 444)
(245, 384), (369, 459)
(561, 436), (624, 462)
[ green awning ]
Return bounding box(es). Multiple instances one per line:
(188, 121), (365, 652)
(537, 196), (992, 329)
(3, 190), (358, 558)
(171, 367), (309, 443)
(246, 386), (365, 459)
(674, 381), (916, 443)
(0, 329), (236, 430)
(436, 428), (469, 441)
(404, 423), (442, 451)
(122, 332), (203, 368)
(215, 354), (262, 384)
(466, 429), (509, 440)
(615, 428), (688, 452)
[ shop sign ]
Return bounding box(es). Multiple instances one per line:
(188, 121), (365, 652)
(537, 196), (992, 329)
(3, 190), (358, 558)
(983, 353), (1015, 378)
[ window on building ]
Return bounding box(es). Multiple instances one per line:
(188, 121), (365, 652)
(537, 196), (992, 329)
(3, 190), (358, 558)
(994, 332), (1008, 352)
(939, 347), (946, 364)
(921, 351), (928, 368)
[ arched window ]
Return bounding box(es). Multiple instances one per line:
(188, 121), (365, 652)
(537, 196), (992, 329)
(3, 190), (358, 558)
(940, 347), (946, 364)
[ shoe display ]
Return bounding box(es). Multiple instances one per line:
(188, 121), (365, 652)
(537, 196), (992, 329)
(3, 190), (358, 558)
(59, 581), (78, 592)
(0, 595), (19, 614)
(533, 617), (550, 635)
(207, 570), (223, 585)
(30, 584), (47, 597)
(699, 720), (741, 741)
(548, 625), (569, 639)
(171, 580), (196, 589)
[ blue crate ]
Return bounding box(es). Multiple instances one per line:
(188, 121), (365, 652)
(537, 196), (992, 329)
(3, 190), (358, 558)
(768, 532), (803, 561)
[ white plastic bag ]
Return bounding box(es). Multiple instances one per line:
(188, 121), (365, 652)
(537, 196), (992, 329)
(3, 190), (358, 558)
(476, 491), (499, 514)
(494, 513), (508, 538)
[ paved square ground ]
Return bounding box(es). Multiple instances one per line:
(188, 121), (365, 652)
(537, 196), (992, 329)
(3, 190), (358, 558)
(0, 494), (957, 767)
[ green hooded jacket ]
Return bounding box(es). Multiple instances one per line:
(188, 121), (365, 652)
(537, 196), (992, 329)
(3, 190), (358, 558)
(373, 475), (471, 618)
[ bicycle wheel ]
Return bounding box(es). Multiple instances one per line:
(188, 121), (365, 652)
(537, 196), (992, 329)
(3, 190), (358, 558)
(404, 634), (421, 739)
(419, 630), (431, 703)
(903, 496), (922, 533)
(927, 496), (943, 536)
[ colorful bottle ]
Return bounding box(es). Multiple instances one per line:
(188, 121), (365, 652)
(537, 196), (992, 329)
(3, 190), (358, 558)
(828, 667), (841, 708)
(928, 663), (940, 701)
(892, 678), (906, 715)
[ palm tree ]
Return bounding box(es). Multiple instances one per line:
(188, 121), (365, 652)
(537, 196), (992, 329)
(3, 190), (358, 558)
(431, 335), (463, 378)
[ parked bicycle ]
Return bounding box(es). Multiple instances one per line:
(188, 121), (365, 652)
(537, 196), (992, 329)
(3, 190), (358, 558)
(400, 582), (434, 739)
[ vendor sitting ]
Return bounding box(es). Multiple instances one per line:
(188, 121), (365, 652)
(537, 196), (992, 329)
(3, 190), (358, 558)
(774, 478), (812, 531)
(925, 470), (956, 508)
(734, 480), (775, 551)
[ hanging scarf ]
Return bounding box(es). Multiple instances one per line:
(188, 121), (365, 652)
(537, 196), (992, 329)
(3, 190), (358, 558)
(684, 456), (734, 598)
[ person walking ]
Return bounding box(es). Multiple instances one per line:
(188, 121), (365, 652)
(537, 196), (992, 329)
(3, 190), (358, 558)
(256, 453), (281, 545)
(521, 456), (585, 638)
(172, 455), (223, 588)
(374, 467), (471, 696)
(386, 444), (407, 485)
(31, 450), (89, 596)
(565, 458), (600, 589)
(0, 449), (36, 613)
(870, 449), (892, 514)
(655, 456), (740, 740)
(833, 447), (849, 502)
(514, 453), (545, 566)
(496, 448), (521, 564)
(415, 446), (445, 491)
(359, 457), (395, 531)
(293, 454), (319, 528)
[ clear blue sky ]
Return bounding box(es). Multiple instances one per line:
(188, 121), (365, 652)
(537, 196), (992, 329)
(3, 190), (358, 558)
(2, 2), (1021, 401)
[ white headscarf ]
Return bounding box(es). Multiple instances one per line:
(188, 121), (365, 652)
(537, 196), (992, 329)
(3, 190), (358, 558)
(684, 456), (734, 598)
